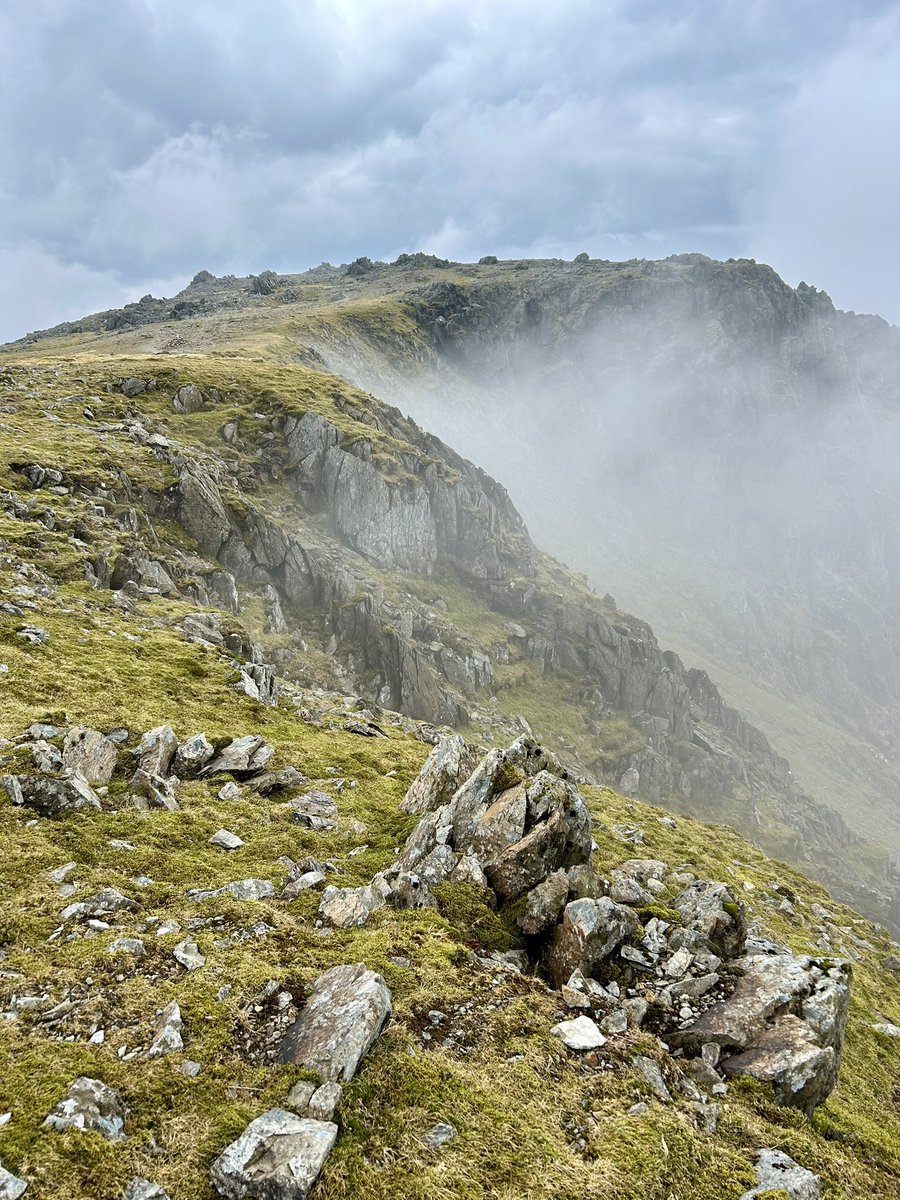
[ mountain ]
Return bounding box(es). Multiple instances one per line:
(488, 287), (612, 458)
(2, 261), (900, 1199)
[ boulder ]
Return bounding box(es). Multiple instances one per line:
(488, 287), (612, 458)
(17, 771), (101, 815)
(202, 736), (275, 777)
(519, 869), (570, 936)
(134, 726), (178, 778)
(173, 384), (204, 414)
(210, 1109), (337, 1200)
(318, 878), (391, 928)
(278, 963), (392, 1082)
(543, 898), (639, 988)
(551, 1015), (607, 1050)
(61, 726), (118, 784)
(401, 735), (477, 814)
(722, 1014), (838, 1117)
(671, 880), (747, 958)
(173, 733), (215, 778)
(43, 1077), (126, 1141)
(128, 768), (178, 811)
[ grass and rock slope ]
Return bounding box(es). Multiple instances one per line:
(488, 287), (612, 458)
(0, 347), (898, 1197)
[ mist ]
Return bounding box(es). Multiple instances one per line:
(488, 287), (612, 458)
(329, 257), (900, 856)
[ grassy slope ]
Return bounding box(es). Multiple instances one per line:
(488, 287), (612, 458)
(1, 352), (900, 1197)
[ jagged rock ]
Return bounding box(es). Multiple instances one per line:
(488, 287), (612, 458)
(61, 726), (118, 784)
(386, 869), (437, 912)
(677, 952), (850, 1114)
(318, 878), (391, 928)
(250, 767), (306, 796)
(543, 898), (640, 988)
(173, 384), (204, 414)
(209, 829), (244, 851)
(210, 1109), (337, 1200)
(519, 869), (569, 936)
(202, 736), (275, 777)
(173, 733), (215, 778)
(43, 1077), (126, 1141)
(289, 791), (337, 831)
(16, 771), (101, 815)
(671, 880), (747, 958)
(135, 726), (178, 778)
(173, 939), (206, 971)
(551, 1015), (606, 1051)
(125, 1180), (172, 1200)
(147, 1001), (184, 1058)
(286, 1082), (317, 1113)
(128, 768), (178, 811)
(236, 663), (279, 707)
(278, 963), (392, 1081)
(400, 735), (476, 814)
(740, 1149), (823, 1200)
(633, 1055), (673, 1102)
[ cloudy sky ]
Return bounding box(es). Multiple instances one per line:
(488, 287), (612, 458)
(1, 0), (898, 341)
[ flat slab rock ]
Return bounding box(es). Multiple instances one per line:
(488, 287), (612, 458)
(210, 1108), (337, 1200)
(278, 963), (391, 1082)
(740, 1148), (823, 1200)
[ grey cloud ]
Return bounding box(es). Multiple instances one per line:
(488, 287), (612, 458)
(0, 0), (897, 340)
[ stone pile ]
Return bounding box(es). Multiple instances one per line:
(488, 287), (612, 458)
(319, 735), (851, 1117)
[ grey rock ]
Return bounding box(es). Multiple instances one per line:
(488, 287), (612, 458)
(173, 733), (215, 778)
(203, 735), (275, 777)
(61, 888), (137, 922)
(307, 1082), (342, 1122)
(209, 829), (244, 851)
(633, 1055), (672, 1102)
(0, 1161), (27, 1199)
(43, 1076), (125, 1141)
(179, 1060), (202, 1078)
(18, 771), (101, 815)
(173, 384), (204, 414)
(873, 1022), (900, 1037)
(128, 768), (178, 811)
(210, 1108), (337, 1200)
(124, 1179), (172, 1200)
(286, 1082), (317, 1113)
(543, 897), (639, 988)
(401, 735), (477, 814)
(519, 869), (570, 936)
(282, 870), (327, 898)
(189, 879), (274, 902)
(249, 767), (307, 796)
(278, 962), (392, 1082)
(106, 937), (145, 956)
(671, 880), (747, 958)
(218, 782), (240, 801)
(134, 725), (178, 779)
(173, 939), (206, 971)
(147, 1001), (184, 1059)
(318, 878), (391, 929)
(61, 726), (118, 785)
(740, 1148), (823, 1200)
(551, 1015), (606, 1051)
(421, 1122), (458, 1148)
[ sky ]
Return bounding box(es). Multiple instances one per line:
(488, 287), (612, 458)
(1, 0), (899, 342)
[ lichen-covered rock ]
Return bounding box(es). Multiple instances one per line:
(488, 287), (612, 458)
(210, 1108), (337, 1200)
(543, 897), (639, 988)
(61, 726), (118, 784)
(147, 1001), (184, 1059)
(16, 771), (101, 815)
(670, 880), (747, 958)
(278, 963), (391, 1082)
(124, 1180), (172, 1200)
(519, 869), (570, 936)
(43, 1077), (126, 1141)
(318, 878), (391, 928)
(202, 736), (275, 777)
(134, 725), (178, 779)
(173, 733), (214, 778)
